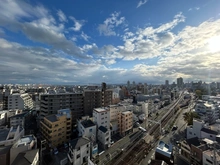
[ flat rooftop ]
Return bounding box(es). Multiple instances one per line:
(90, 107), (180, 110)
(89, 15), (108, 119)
(94, 107), (109, 113)
(0, 129), (9, 141)
(45, 115), (58, 122)
(156, 141), (172, 158)
(13, 135), (35, 148)
(81, 120), (95, 128)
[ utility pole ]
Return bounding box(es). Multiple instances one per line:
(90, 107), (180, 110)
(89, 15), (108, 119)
(40, 139), (46, 165)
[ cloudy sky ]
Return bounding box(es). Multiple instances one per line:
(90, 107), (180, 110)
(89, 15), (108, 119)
(0, 0), (220, 85)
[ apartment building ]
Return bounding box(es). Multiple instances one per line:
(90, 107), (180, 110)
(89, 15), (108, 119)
(8, 93), (34, 110)
(118, 111), (133, 136)
(68, 137), (90, 165)
(97, 126), (111, 149)
(77, 117), (96, 140)
(0, 126), (24, 147)
(40, 93), (84, 124)
(9, 112), (29, 128)
(109, 105), (125, 135)
(93, 107), (110, 129)
(40, 109), (71, 148)
(83, 83), (112, 116)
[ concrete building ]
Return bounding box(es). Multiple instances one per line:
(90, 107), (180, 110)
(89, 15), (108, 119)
(0, 111), (7, 126)
(77, 117), (96, 140)
(118, 111), (133, 136)
(93, 107), (110, 129)
(203, 149), (220, 165)
(39, 93), (84, 124)
(0, 126), (24, 147)
(10, 135), (37, 164)
(11, 149), (39, 165)
(97, 126), (111, 149)
(83, 83), (113, 116)
(187, 119), (205, 139)
(68, 137), (90, 165)
(8, 93), (34, 110)
(177, 77), (183, 89)
(9, 112), (29, 128)
(155, 141), (173, 165)
(40, 109), (71, 148)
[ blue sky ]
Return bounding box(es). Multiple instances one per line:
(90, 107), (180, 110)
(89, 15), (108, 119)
(0, 0), (220, 85)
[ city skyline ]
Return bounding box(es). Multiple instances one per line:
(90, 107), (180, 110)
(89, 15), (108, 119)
(0, 0), (220, 84)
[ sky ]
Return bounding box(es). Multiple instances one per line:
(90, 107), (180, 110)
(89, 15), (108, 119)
(0, 0), (220, 85)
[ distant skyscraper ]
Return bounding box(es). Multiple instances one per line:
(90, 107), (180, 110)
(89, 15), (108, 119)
(177, 77), (183, 89)
(127, 80), (130, 89)
(165, 80), (169, 86)
(133, 81), (136, 88)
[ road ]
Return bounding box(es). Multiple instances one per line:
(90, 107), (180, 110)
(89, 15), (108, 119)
(140, 96), (195, 165)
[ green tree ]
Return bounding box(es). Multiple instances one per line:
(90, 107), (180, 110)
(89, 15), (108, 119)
(183, 111), (200, 125)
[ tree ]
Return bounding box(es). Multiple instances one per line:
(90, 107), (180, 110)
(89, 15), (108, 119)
(183, 111), (200, 125)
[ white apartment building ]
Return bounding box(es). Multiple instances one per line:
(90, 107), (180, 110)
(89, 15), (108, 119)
(98, 126), (111, 149)
(8, 93), (34, 110)
(0, 126), (24, 147)
(187, 119), (205, 139)
(9, 112), (28, 128)
(195, 101), (219, 124)
(77, 117), (96, 140)
(93, 107), (110, 129)
(68, 137), (90, 165)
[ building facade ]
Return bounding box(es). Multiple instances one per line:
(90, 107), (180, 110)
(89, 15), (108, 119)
(68, 137), (90, 165)
(40, 93), (84, 124)
(118, 111), (133, 136)
(40, 109), (71, 147)
(93, 107), (110, 129)
(8, 93), (34, 110)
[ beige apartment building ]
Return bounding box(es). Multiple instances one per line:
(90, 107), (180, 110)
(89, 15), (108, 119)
(40, 93), (84, 124)
(118, 111), (133, 136)
(40, 109), (71, 147)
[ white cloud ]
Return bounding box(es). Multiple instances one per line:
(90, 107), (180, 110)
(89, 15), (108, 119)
(57, 10), (67, 22)
(69, 16), (85, 31)
(81, 31), (90, 41)
(97, 11), (126, 36)
(137, 0), (148, 8)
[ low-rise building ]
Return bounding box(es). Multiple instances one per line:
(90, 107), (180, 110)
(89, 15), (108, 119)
(9, 112), (29, 128)
(155, 141), (173, 165)
(203, 149), (220, 165)
(97, 126), (111, 150)
(77, 117), (96, 140)
(0, 111), (7, 126)
(11, 149), (39, 165)
(40, 109), (71, 148)
(68, 137), (90, 165)
(10, 135), (37, 164)
(0, 126), (24, 147)
(187, 119), (205, 139)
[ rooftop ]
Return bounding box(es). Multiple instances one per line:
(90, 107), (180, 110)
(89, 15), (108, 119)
(0, 129), (10, 141)
(69, 137), (90, 149)
(45, 115), (58, 122)
(94, 107), (109, 113)
(186, 137), (201, 147)
(201, 128), (218, 135)
(81, 120), (95, 128)
(203, 149), (220, 162)
(122, 111), (132, 114)
(9, 112), (28, 119)
(13, 135), (35, 148)
(156, 141), (172, 158)
(99, 126), (108, 133)
(11, 149), (39, 165)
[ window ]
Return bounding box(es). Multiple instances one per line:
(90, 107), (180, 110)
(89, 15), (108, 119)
(89, 129), (92, 132)
(206, 158), (213, 164)
(77, 154), (80, 159)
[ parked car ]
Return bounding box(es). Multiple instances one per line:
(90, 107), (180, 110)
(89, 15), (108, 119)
(53, 148), (59, 155)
